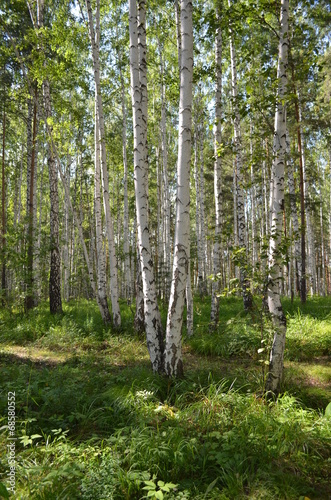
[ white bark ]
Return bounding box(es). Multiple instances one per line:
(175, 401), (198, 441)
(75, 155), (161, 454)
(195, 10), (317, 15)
(250, 122), (257, 271)
(63, 156), (70, 302)
(300, 112), (316, 295)
(210, 4), (222, 325)
(118, 51), (131, 302)
(164, 0), (193, 377)
(266, 0), (289, 394)
(186, 252), (193, 337)
(129, 0), (163, 372)
(159, 44), (171, 300)
(228, 11), (251, 309)
(199, 122), (207, 294)
(85, 0), (121, 327)
(95, 91), (112, 322)
(286, 132), (301, 294)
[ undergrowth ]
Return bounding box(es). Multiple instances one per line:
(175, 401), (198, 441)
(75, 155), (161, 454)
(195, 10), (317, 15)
(0, 296), (330, 499)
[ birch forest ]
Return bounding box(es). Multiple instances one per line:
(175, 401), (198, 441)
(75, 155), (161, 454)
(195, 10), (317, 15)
(0, 0), (331, 498)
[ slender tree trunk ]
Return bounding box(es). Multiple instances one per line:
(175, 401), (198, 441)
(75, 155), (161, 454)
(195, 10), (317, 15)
(291, 88), (307, 302)
(118, 50), (131, 303)
(319, 167), (326, 296)
(95, 91), (112, 322)
(250, 122), (257, 273)
(63, 156), (70, 302)
(286, 132), (301, 295)
(34, 0), (62, 314)
(159, 44), (171, 301)
(26, 88), (38, 310)
(129, 0), (164, 372)
(228, 7), (252, 310)
(164, 0), (193, 377)
(266, 0), (289, 395)
(199, 123), (207, 294)
(43, 78), (62, 314)
(186, 249), (193, 337)
(1, 105), (6, 301)
(211, 5), (222, 326)
(86, 0), (121, 326)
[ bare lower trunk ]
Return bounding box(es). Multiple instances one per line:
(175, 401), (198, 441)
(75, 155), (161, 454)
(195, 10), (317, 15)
(266, 0), (289, 395)
(86, 0), (121, 326)
(228, 8), (252, 309)
(164, 0), (193, 376)
(210, 6), (222, 326)
(129, 0), (163, 372)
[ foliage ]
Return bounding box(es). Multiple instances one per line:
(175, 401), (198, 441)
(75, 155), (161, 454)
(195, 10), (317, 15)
(0, 297), (330, 498)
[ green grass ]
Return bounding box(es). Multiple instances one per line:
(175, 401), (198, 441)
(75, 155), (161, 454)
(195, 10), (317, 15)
(0, 296), (330, 499)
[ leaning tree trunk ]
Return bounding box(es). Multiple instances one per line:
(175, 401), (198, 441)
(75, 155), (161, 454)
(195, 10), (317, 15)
(210, 1), (222, 327)
(164, 0), (193, 377)
(86, 0), (121, 327)
(266, 0), (289, 395)
(129, 0), (164, 372)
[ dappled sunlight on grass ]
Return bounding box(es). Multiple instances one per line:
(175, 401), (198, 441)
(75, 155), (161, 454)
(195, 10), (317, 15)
(0, 297), (330, 498)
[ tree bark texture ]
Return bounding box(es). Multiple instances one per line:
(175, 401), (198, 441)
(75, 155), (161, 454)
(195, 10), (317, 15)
(164, 0), (193, 377)
(129, 0), (164, 372)
(210, 3), (222, 326)
(266, 0), (289, 395)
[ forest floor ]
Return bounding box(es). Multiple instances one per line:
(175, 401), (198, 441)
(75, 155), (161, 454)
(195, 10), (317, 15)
(0, 296), (330, 499)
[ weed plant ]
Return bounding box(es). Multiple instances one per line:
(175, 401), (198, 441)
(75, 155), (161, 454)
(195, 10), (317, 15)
(0, 297), (330, 498)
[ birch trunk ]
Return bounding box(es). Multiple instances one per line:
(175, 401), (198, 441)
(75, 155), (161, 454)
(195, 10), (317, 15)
(250, 122), (257, 272)
(95, 94), (112, 322)
(85, 0), (121, 327)
(301, 109), (316, 295)
(34, 0), (62, 314)
(160, 44), (171, 301)
(1, 106), (6, 300)
(199, 124), (207, 294)
(210, 5), (222, 325)
(63, 156), (70, 302)
(228, 10), (252, 309)
(164, 0), (193, 376)
(118, 50), (131, 303)
(186, 251), (193, 337)
(129, 0), (164, 372)
(25, 87), (38, 310)
(319, 168), (326, 296)
(286, 133), (301, 295)
(266, 0), (289, 395)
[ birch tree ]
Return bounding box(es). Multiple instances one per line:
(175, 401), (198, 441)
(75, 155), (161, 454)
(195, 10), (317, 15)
(164, 0), (193, 377)
(85, 0), (121, 327)
(266, 0), (289, 394)
(129, 0), (164, 372)
(228, 0), (252, 310)
(29, 0), (63, 314)
(210, 0), (223, 326)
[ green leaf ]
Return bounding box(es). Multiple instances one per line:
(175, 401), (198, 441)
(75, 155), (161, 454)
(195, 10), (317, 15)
(144, 480), (157, 488)
(155, 491), (164, 500)
(325, 402), (331, 418)
(204, 477), (218, 497)
(0, 482), (10, 499)
(157, 481), (165, 488)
